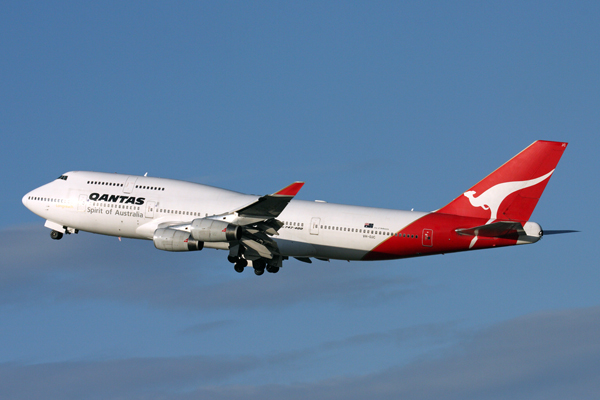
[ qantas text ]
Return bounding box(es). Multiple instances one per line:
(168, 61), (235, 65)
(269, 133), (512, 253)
(89, 193), (145, 205)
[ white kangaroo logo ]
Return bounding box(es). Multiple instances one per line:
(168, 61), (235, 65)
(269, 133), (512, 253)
(463, 169), (554, 248)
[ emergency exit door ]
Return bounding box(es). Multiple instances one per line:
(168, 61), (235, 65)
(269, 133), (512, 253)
(422, 229), (433, 247)
(146, 201), (156, 218)
(310, 217), (320, 235)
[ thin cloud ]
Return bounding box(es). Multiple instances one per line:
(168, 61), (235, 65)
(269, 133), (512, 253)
(180, 306), (600, 400)
(1, 306), (598, 399)
(0, 322), (460, 400)
(179, 320), (235, 335)
(0, 225), (416, 310)
(0, 355), (258, 400)
(316, 320), (463, 351)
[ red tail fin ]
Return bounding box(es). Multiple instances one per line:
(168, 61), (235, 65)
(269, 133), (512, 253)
(437, 140), (567, 222)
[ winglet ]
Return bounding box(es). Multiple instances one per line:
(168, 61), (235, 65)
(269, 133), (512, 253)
(235, 182), (305, 219)
(273, 181), (305, 197)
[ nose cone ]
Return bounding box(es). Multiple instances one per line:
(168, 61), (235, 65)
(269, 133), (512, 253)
(22, 192), (31, 209)
(22, 189), (38, 211)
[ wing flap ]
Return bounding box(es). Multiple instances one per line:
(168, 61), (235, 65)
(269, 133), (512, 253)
(241, 238), (273, 259)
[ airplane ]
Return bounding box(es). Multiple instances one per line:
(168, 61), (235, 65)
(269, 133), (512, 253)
(22, 140), (571, 275)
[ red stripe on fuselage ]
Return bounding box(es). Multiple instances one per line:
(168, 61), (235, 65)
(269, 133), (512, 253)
(362, 212), (522, 261)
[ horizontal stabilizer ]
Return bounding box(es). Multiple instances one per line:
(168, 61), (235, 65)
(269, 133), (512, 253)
(542, 230), (579, 235)
(456, 221), (525, 238)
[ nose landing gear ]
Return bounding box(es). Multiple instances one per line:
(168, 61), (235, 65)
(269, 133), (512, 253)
(50, 230), (63, 240)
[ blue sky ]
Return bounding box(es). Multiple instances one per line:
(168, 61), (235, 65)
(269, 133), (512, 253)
(1, 1), (599, 398)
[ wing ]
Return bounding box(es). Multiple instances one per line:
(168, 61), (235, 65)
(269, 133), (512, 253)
(156, 182), (304, 267)
(220, 182), (304, 261)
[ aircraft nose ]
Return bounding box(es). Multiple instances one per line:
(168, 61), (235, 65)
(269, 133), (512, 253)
(22, 191), (32, 209)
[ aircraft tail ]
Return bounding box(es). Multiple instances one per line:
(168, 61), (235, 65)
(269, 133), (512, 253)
(437, 140), (568, 222)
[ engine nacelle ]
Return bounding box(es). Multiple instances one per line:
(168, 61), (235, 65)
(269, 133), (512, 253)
(153, 228), (204, 252)
(190, 218), (241, 242)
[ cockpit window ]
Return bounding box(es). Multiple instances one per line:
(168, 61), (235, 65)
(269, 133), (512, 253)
(57, 175), (68, 181)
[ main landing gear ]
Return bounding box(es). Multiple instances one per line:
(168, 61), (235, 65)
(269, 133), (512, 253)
(228, 255), (248, 273)
(233, 258), (247, 273)
(251, 259), (279, 275)
(253, 259), (266, 276)
(50, 230), (63, 240)
(266, 265), (280, 274)
(227, 257), (279, 275)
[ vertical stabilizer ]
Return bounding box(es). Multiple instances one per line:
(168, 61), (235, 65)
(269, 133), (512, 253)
(437, 140), (567, 222)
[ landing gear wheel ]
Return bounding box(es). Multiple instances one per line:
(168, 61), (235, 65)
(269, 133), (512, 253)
(50, 230), (63, 240)
(253, 259), (266, 276)
(227, 255), (239, 264)
(234, 264), (245, 273)
(266, 266), (279, 274)
(234, 258), (247, 273)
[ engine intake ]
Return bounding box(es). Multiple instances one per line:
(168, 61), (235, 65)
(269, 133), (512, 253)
(154, 228), (203, 252)
(190, 218), (241, 242)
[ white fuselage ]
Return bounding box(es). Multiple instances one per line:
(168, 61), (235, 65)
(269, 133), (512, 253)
(22, 171), (426, 261)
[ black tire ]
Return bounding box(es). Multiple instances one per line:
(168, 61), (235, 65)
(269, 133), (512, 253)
(50, 230), (63, 240)
(227, 255), (238, 264)
(234, 264), (245, 273)
(254, 268), (264, 276)
(266, 266), (279, 274)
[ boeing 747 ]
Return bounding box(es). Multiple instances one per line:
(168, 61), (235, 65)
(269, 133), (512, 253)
(22, 140), (569, 275)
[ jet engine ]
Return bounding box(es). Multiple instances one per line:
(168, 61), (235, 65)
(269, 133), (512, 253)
(190, 218), (242, 242)
(153, 228), (204, 252)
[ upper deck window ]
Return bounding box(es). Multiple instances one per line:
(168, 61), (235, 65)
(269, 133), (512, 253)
(57, 175), (68, 181)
